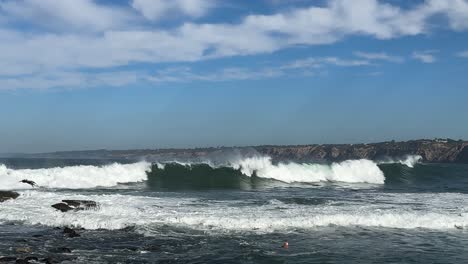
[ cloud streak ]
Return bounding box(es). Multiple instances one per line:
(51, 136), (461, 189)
(412, 50), (438, 63)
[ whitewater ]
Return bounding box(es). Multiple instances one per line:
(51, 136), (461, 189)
(1, 155), (468, 263)
(0, 155), (421, 189)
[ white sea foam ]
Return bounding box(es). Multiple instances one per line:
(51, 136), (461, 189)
(378, 155), (422, 168)
(1, 191), (466, 233)
(229, 157), (385, 184)
(0, 162), (150, 190)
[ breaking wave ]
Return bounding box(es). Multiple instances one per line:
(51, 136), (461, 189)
(378, 155), (422, 168)
(146, 157), (386, 191)
(0, 155), (424, 190)
(0, 162), (150, 190)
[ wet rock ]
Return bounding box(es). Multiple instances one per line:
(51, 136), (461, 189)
(41, 257), (59, 264)
(143, 244), (161, 251)
(63, 227), (80, 238)
(0, 191), (19, 202)
(23, 257), (38, 262)
(53, 247), (72, 253)
(15, 247), (32, 254)
(62, 200), (98, 209)
(0, 256), (17, 262)
(51, 203), (73, 212)
(51, 200), (99, 212)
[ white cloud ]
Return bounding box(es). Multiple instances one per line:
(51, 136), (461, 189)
(0, 0), (135, 32)
(283, 57), (371, 69)
(0, 71), (142, 90)
(457, 50), (468, 58)
(149, 66), (283, 83)
(131, 0), (213, 21)
(0, 0), (468, 89)
(354, 51), (404, 63)
(412, 50), (438, 63)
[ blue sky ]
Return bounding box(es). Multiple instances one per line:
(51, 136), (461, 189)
(0, 0), (467, 153)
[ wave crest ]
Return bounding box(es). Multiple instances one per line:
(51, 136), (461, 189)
(0, 162), (150, 190)
(230, 156), (385, 184)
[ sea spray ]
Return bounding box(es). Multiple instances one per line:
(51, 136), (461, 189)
(0, 162), (151, 190)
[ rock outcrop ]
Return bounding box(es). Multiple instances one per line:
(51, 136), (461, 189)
(0, 191), (19, 202)
(51, 200), (99, 212)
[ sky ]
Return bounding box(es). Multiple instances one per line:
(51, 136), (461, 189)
(0, 0), (467, 153)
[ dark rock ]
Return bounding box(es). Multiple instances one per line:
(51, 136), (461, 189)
(41, 257), (59, 264)
(19, 179), (36, 187)
(63, 227), (80, 238)
(15, 247), (32, 254)
(143, 244), (161, 251)
(51, 200), (99, 212)
(0, 191), (19, 202)
(62, 200), (98, 209)
(0, 256), (17, 262)
(54, 247), (72, 253)
(15, 259), (29, 264)
(51, 203), (73, 212)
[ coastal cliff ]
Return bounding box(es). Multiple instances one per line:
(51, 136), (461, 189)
(255, 139), (468, 163)
(12, 139), (468, 164)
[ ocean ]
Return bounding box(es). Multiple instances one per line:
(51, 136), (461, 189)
(1, 156), (468, 263)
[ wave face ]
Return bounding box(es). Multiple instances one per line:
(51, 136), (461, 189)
(0, 162), (150, 190)
(147, 163), (269, 190)
(0, 155), (425, 191)
(147, 157), (386, 190)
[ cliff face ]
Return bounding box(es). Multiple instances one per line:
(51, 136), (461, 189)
(16, 139), (468, 164)
(255, 140), (468, 163)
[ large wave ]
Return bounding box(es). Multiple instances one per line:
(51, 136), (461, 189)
(230, 156), (385, 184)
(0, 162), (150, 190)
(0, 155), (423, 190)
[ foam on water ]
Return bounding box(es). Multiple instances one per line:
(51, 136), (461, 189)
(0, 162), (150, 190)
(378, 155), (422, 168)
(1, 190), (466, 233)
(230, 157), (385, 184)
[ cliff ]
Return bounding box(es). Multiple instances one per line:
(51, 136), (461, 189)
(254, 139), (468, 163)
(12, 139), (468, 163)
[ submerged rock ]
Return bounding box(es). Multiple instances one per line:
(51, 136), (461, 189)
(63, 227), (80, 238)
(0, 256), (17, 262)
(0, 191), (19, 202)
(52, 247), (72, 253)
(41, 257), (60, 264)
(51, 200), (99, 212)
(15, 247), (32, 254)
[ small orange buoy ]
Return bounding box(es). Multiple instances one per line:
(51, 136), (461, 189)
(282, 241), (289, 249)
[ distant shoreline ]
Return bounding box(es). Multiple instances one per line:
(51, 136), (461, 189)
(3, 139), (467, 164)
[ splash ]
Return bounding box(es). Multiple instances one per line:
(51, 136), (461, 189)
(0, 162), (151, 190)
